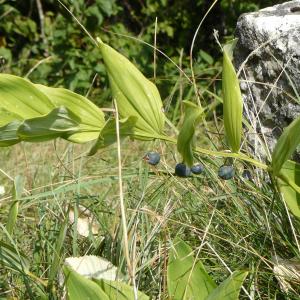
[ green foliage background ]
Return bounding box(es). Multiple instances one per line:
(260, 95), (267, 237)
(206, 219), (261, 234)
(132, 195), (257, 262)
(0, 0), (285, 103)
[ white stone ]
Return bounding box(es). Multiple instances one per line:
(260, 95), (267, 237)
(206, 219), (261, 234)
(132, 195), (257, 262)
(65, 255), (119, 280)
(0, 185), (5, 196)
(233, 0), (300, 160)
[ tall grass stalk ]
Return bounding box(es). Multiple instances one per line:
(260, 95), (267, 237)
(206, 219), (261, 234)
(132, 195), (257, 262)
(114, 99), (138, 299)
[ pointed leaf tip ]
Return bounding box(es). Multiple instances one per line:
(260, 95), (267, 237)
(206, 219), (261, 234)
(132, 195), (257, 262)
(98, 41), (165, 140)
(205, 270), (248, 300)
(0, 74), (106, 146)
(96, 37), (103, 45)
(222, 40), (243, 153)
(167, 238), (216, 300)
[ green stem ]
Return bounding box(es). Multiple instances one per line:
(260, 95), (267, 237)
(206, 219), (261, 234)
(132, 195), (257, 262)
(157, 134), (268, 170)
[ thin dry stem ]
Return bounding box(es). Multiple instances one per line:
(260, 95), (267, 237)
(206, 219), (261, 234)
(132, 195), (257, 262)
(36, 0), (48, 55)
(114, 99), (138, 299)
(154, 17), (158, 83)
(189, 0), (218, 108)
(25, 56), (53, 79)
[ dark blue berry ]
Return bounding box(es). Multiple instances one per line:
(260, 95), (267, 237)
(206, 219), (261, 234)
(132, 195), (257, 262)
(175, 163), (191, 177)
(218, 165), (235, 180)
(144, 151), (160, 165)
(191, 163), (204, 175)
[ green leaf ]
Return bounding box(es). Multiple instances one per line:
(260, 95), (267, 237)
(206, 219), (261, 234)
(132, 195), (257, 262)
(167, 239), (216, 300)
(63, 266), (109, 300)
(222, 40), (243, 153)
(93, 279), (149, 300)
(0, 74), (106, 146)
(277, 160), (300, 218)
(0, 108), (22, 127)
(98, 0), (114, 16)
(205, 271), (248, 300)
(272, 116), (300, 175)
(177, 101), (203, 167)
(89, 116), (137, 155)
(17, 107), (80, 142)
(0, 120), (22, 146)
(6, 175), (23, 235)
(97, 38), (165, 140)
(0, 74), (54, 120)
(35, 84), (105, 143)
(199, 49), (214, 65)
(86, 5), (103, 26)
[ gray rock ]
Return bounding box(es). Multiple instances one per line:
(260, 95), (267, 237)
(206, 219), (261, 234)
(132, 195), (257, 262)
(233, 0), (300, 162)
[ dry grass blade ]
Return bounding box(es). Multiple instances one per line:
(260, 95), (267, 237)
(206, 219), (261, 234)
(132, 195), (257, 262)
(114, 99), (138, 300)
(272, 256), (300, 294)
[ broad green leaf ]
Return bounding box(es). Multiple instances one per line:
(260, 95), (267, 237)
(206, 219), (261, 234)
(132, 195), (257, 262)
(177, 101), (203, 167)
(277, 160), (300, 218)
(97, 38), (165, 140)
(0, 74), (54, 120)
(63, 266), (109, 300)
(222, 40), (243, 153)
(205, 271), (248, 300)
(89, 116), (137, 155)
(0, 120), (22, 146)
(0, 109), (22, 146)
(272, 116), (300, 175)
(0, 108), (22, 127)
(167, 239), (216, 300)
(93, 279), (149, 300)
(0, 74), (106, 145)
(35, 84), (105, 143)
(17, 107), (80, 142)
(6, 175), (23, 235)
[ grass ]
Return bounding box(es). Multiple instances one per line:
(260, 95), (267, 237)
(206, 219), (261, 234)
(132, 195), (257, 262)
(0, 4), (300, 299)
(0, 123), (300, 299)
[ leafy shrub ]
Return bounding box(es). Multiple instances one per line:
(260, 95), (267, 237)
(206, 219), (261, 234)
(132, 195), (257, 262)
(0, 0), (285, 103)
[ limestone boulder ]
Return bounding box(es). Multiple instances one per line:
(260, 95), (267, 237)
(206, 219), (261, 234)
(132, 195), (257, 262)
(233, 0), (300, 161)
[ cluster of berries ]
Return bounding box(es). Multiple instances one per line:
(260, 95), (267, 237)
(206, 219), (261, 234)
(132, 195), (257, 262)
(143, 151), (235, 180)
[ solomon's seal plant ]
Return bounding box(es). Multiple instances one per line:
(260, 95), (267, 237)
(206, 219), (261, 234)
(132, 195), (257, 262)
(1, 38), (300, 300)
(96, 37), (165, 141)
(0, 37), (299, 220)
